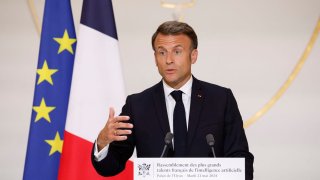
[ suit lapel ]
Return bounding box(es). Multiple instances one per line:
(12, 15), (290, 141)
(187, 78), (204, 149)
(153, 81), (171, 137)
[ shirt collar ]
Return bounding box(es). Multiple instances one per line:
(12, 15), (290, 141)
(163, 76), (193, 97)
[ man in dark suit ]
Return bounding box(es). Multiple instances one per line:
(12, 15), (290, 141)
(92, 21), (254, 179)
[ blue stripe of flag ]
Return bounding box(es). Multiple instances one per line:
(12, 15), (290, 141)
(23, 0), (76, 179)
(80, 0), (118, 39)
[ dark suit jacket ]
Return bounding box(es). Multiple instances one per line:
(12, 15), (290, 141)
(92, 77), (254, 179)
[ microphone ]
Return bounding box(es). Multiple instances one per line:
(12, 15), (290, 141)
(160, 132), (173, 157)
(206, 134), (216, 158)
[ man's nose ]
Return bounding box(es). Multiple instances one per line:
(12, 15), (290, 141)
(165, 53), (174, 64)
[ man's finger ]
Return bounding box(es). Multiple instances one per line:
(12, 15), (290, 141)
(113, 115), (130, 123)
(113, 135), (127, 141)
(108, 107), (115, 119)
(114, 129), (132, 136)
(114, 122), (133, 129)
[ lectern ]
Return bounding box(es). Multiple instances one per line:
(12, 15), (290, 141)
(134, 158), (245, 180)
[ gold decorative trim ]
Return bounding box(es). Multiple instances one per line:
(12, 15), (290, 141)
(27, 0), (41, 35)
(160, 0), (196, 9)
(160, 0), (196, 21)
(244, 18), (320, 128)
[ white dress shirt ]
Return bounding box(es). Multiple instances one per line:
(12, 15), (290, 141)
(94, 76), (193, 161)
(162, 77), (192, 132)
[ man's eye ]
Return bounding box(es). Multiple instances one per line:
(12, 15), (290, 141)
(158, 51), (166, 56)
(174, 50), (182, 55)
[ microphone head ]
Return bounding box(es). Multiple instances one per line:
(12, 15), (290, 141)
(206, 134), (215, 146)
(164, 132), (173, 145)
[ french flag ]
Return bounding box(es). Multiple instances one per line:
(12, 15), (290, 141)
(58, 0), (133, 179)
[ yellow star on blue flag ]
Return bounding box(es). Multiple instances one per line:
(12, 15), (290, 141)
(54, 29), (76, 54)
(36, 60), (58, 85)
(45, 132), (64, 156)
(32, 98), (56, 123)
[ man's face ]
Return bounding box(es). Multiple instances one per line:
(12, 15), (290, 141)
(154, 33), (198, 89)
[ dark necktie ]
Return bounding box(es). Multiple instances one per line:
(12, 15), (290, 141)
(171, 90), (187, 157)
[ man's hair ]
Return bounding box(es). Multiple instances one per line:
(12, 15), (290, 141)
(151, 21), (198, 50)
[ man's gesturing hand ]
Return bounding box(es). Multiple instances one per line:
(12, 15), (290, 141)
(97, 107), (133, 151)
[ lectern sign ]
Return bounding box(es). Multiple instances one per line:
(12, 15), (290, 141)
(134, 158), (245, 180)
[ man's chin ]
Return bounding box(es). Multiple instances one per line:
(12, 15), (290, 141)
(163, 78), (180, 88)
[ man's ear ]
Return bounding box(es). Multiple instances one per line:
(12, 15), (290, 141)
(191, 49), (198, 64)
(154, 51), (158, 66)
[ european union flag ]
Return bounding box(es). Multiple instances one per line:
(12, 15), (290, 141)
(23, 0), (76, 179)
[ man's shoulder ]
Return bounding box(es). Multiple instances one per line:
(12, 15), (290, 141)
(194, 78), (235, 103)
(195, 78), (230, 93)
(127, 81), (162, 99)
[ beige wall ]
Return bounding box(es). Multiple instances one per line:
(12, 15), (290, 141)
(0, 0), (319, 179)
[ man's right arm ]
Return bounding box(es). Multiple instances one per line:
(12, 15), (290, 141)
(91, 105), (134, 177)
